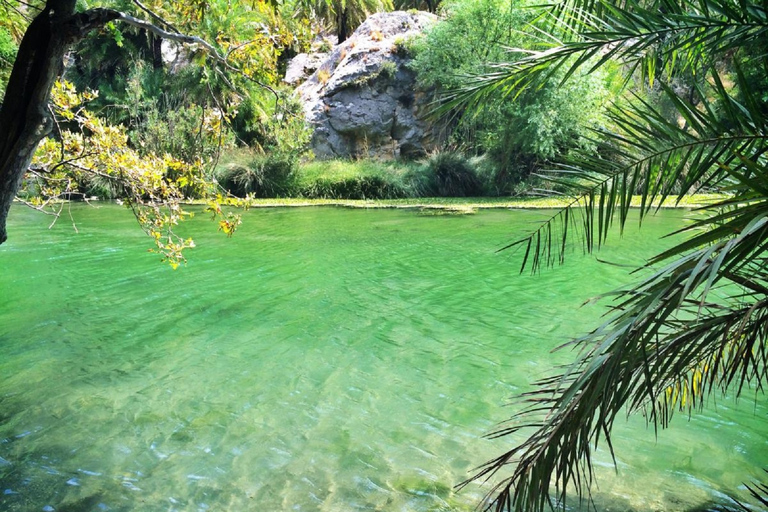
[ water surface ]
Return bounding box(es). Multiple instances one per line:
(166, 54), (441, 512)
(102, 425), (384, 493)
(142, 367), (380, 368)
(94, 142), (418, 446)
(0, 204), (765, 511)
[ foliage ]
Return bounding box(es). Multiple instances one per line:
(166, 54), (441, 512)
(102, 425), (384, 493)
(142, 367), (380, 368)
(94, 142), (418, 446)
(303, 173), (405, 198)
(0, 0), (33, 41)
(297, 159), (413, 199)
(62, 0), (316, 167)
(121, 65), (235, 164)
(133, 0), (311, 85)
(229, 85), (311, 157)
(379, 59), (397, 79)
(0, 26), (16, 94)
(411, 0), (530, 91)
(410, 151), (483, 197)
(215, 153), (298, 198)
(298, 0), (394, 43)
(393, 0), (441, 13)
(411, 0), (611, 182)
(391, 34), (418, 58)
(26, 81), (241, 268)
(452, 0), (768, 510)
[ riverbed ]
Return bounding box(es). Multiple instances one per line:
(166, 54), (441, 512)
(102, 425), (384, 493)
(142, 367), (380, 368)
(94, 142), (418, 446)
(1, 204), (765, 511)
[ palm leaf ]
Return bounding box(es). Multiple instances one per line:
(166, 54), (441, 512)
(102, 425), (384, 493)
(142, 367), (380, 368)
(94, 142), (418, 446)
(457, 0), (768, 510)
(439, 0), (768, 117)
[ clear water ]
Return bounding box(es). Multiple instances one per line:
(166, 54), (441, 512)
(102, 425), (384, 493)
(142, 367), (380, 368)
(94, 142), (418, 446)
(0, 204), (765, 512)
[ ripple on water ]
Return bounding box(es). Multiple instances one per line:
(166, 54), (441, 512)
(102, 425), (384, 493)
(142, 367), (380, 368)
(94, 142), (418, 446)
(1, 206), (765, 511)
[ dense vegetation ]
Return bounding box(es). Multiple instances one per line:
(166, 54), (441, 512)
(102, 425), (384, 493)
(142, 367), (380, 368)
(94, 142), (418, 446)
(1, 0), (618, 220)
(0, 0), (678, 218)
(1, 0), (767, 510)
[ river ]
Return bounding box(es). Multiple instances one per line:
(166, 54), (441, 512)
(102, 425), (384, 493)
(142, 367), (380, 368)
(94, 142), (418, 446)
(0, 204), (765, 511)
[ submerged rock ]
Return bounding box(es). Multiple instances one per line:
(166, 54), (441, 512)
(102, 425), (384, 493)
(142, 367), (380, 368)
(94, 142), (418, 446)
(294, 11), (443, 160)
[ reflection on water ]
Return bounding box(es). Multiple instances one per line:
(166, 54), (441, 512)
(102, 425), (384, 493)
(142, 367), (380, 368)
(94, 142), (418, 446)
(0, 205), (765, 511)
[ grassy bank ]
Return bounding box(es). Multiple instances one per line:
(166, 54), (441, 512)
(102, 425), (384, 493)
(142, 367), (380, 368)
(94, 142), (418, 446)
(219, 194), (725, 210)
(214, 152), (725, 210)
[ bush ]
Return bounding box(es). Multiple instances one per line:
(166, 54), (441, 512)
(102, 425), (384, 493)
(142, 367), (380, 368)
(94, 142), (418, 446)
(131, 100), (234, 164)
(423, 152), (482, 197)
(470, 154), (510, 196)
(230, 86), (311, 158)
(411, 0), (612, 180)
(216, 154), (297, 198)
(379, 60), (398, 79)
(75, 174), (124, 200)
(301, 174), (406, 199)
(392, 35), (419, 59)
(296, 160), (413, 199)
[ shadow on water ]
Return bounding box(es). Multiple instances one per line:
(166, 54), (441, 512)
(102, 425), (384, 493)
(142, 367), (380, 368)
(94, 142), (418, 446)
(579, 495), (748, 512)
(55, 493), (108, 512)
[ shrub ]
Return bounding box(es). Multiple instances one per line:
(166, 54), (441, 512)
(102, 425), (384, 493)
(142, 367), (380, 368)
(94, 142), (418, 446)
(317, 69), (331, 84)
(215, 154), (297, 198)
(405, 152), (484, 197)
(411, 0), (612, 180)
(302, 175), (406, 199)
(297, 160), (412, 199)
(229, 86), (311, 159)
(75, 174), (124, 199)
(0, 27), (17, 93)
(131, 101), (234, 164)
(315, 38), (333, 53)
(428, 152), (482, 197)
(470, 154), (508, 196)
(379, 60), (398, 79)
(392, 35), (419, 59)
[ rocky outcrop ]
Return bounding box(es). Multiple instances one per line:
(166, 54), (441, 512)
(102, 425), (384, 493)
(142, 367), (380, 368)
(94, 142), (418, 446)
(294, 11), (442, 160)
(284, 51), (330, 86)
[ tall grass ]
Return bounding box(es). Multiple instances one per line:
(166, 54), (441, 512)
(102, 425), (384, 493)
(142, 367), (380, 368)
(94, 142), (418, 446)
(214, 150), (521, 200)
(215, 149), (297, 198)
(297, 160), (416, 199)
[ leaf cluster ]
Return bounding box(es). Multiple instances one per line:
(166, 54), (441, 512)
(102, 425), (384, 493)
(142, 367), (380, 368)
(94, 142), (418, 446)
(26, 81), (241, 268)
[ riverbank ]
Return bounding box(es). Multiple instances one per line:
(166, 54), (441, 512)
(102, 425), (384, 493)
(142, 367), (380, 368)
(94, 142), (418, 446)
(209, 194), (725, 211)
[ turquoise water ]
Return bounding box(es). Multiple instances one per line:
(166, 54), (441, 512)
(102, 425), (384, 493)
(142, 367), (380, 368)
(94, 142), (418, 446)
(0, 204), (765, 512)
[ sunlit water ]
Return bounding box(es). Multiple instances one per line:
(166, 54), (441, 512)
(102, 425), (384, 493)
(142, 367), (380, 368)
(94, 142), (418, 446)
(0, 204), (765, 512)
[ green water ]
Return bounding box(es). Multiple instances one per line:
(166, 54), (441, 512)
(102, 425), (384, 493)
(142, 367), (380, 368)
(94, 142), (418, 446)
(0, 204), (765, 512)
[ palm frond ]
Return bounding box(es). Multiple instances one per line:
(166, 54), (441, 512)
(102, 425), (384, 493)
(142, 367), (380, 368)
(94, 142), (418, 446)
(459, 1), (768, 510)
(499, 60), (767, 274)
(440, 0), (768, 116)
(744, 470), (768, 508)
(464, 213), (768, 511)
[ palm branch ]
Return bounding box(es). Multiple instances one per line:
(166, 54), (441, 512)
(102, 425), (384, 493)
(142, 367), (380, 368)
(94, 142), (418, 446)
(451, 0), (768, 510)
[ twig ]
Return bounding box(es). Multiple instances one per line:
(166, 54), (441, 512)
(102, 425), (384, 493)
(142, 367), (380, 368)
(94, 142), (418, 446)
(131, 0), (181, 34)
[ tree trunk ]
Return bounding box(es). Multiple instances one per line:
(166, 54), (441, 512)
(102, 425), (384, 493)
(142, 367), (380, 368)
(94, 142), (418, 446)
(337, 7), (349, 44)
(0, 0), (118, 245)
(151, 33), (163, 69)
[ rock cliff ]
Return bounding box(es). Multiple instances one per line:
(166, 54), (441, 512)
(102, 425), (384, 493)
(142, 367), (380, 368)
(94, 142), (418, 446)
(294, 11), (441, 159)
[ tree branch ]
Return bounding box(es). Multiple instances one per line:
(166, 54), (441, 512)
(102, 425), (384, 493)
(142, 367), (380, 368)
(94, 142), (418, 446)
(131, 0), (181, 34)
